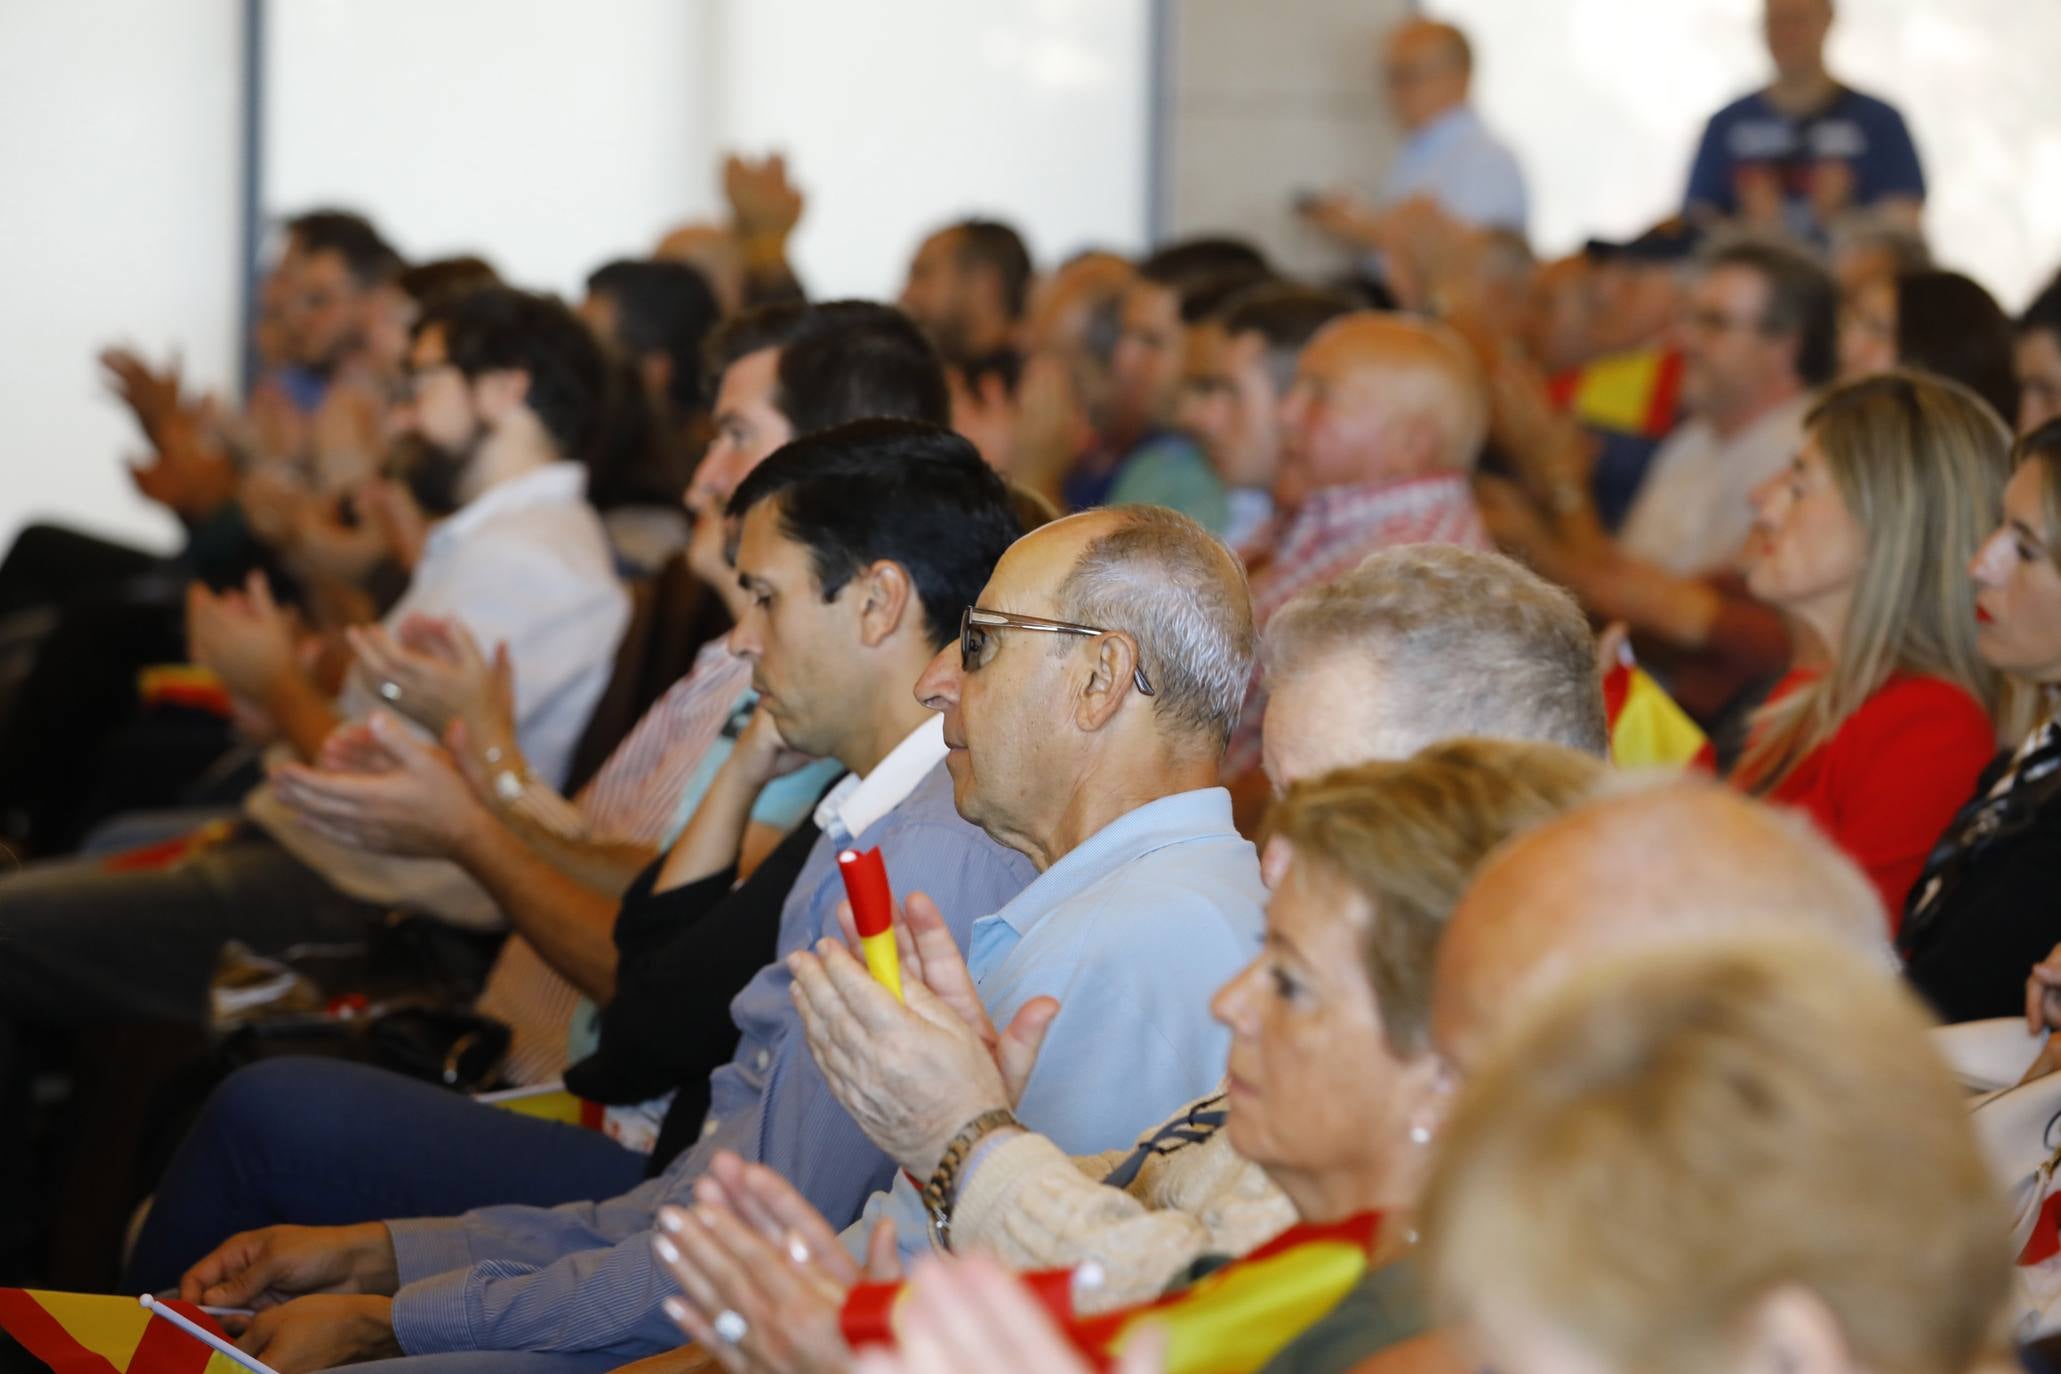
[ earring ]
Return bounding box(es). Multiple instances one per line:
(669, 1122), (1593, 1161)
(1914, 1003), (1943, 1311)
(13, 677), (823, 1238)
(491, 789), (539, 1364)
(1409, 1124), (1432, 1145)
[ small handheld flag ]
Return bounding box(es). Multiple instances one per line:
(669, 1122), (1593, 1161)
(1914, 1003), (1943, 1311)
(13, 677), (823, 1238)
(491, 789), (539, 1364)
(837, 848), (902, 1001)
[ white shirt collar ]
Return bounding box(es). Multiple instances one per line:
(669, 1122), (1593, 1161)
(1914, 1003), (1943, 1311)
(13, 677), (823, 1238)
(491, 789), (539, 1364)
(427, 461), (589, 556)
(813, 715), (948, 846)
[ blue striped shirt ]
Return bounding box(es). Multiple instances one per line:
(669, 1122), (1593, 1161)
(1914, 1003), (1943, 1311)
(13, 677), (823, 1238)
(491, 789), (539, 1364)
(384, 761), (1036, 1360)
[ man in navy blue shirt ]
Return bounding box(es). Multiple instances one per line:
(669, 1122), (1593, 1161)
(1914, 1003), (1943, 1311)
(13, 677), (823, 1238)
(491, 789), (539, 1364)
(1684, 0), (1924, 241)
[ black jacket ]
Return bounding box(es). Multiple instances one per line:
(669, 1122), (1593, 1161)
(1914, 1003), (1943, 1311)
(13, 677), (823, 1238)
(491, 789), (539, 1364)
(1901, 724), (2061, 1024)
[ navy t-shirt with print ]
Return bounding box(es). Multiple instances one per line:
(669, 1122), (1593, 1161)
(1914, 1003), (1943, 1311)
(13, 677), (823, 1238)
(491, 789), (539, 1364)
(1683, 85), (1924, 237)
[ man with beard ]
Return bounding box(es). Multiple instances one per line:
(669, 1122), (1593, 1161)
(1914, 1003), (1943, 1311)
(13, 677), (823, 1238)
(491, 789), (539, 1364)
(0, 286), (628, 1040)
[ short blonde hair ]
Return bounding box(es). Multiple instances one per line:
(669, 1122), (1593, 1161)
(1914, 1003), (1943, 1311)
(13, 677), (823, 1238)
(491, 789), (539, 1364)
(1424, 935), (2009, 1374)
(1262, 737), (1606, 1055)
(1742, 371), (2009, 790)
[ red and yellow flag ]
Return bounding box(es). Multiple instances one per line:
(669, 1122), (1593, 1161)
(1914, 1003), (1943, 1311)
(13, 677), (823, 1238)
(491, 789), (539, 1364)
(1603, 659), (1713, 773)
(0, 1291), (244, 1374)
(137, 666), (234, 719)
(843, 1214), (1382, 1374)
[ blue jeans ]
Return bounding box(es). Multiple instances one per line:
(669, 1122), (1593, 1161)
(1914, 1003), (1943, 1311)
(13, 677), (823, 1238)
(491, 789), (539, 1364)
(127, 1057), (648, 1292)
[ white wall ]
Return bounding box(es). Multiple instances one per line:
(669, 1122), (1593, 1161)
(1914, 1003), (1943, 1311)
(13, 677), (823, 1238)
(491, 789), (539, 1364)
(713, 0), (1152, 300)
(1165, 0), (1412, 276)
(264, 0), (716, 298)
(1436, 0), (2061, 307)
(0, 0), (242, 552)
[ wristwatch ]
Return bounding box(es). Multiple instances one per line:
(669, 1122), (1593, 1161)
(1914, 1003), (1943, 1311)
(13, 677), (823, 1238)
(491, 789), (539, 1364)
(921, 1108), (1020, 1252)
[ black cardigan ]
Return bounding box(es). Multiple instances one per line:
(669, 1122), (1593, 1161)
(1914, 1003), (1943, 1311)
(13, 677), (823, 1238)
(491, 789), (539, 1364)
(1901, 733), (2061, 1024)
(561, 809), (831, 1173)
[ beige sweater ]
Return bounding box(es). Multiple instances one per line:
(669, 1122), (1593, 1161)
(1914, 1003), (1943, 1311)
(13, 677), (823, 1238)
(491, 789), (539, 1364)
(950, 1086), (1300, 1312)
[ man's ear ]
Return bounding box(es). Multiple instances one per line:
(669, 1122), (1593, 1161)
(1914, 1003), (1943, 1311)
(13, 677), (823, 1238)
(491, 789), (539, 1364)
(1072, 631), (1144, 733)
(473, 368), (531, 425)
(640, 354), (673, 409)
(853, 559), (914, 649)
(1737, 1286), (1853, 1374)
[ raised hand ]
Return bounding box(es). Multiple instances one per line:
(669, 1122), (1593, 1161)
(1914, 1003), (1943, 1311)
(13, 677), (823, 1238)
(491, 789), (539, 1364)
(723, 152), (805, 242)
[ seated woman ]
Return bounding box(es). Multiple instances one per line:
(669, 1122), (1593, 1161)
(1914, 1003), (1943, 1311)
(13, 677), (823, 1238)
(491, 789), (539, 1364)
(1901, 419), (2061, 1020)
(654, 737), (1606, 1374)
(1731, 371), (2008, 925)
(1838, 267), (2022, 424)
(1423, 935), (2010, 1374)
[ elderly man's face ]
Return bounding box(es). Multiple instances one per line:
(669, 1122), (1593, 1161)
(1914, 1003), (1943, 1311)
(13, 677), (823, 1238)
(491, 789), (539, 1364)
(1276, 322), (1400, 512)
(914, 514), (1117, 852)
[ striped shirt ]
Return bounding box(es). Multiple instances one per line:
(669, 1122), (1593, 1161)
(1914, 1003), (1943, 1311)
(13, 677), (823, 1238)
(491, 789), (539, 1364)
(1223, 474), (1486, 778)
(384, 758), (1037, 1362)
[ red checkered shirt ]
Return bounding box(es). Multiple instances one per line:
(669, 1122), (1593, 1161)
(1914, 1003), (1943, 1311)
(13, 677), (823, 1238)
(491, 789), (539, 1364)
(1223, 473), (1487, 779)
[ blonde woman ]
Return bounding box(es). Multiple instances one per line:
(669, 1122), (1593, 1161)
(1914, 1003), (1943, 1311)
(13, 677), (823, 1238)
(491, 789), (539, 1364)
(1424, 935), (2011, 1374)
(1902, 419), (2061, 1020)
(1733, 370), (2010, 924)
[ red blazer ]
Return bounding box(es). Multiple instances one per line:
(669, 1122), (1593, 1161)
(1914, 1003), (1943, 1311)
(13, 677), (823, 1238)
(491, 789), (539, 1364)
(1748, 672), (1995, 933)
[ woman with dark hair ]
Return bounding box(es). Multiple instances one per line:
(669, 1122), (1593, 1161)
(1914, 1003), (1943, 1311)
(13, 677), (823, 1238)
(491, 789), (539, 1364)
(1901, 419), (2061, 1020)
(1839, 268), (2021, 422)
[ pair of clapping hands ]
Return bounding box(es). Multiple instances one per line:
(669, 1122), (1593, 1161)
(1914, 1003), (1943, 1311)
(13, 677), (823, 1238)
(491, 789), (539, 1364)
(649, 892), (1068, 1374)
(654, 1159), (1157, 1374)
(266, 613), (522, 858)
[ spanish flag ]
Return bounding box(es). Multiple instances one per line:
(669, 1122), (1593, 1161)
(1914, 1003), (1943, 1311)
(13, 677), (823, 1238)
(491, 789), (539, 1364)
(1603, 654), (1713, 773)
(0, 1291), (244, 1374)
(1548, 348), (1684, 440)
(137, 666), (234, 719)
(842, 1214), (1381, 1374)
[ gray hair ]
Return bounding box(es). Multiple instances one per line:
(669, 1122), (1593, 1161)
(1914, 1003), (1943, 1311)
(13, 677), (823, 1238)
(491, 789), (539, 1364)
(1263, 544), (1608, 757)
(1055, 505), (1255, 750)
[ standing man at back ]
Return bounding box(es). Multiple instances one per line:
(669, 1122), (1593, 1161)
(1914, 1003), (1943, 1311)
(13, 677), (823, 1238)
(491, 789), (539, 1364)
(1684, 0), (1925, 239)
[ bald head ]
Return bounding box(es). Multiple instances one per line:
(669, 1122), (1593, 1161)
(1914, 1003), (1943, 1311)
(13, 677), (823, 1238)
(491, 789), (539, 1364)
(1431, 778), (1893, 1072)
(1275, 312), (1487, 511)
(1383, 20), (1473, 130)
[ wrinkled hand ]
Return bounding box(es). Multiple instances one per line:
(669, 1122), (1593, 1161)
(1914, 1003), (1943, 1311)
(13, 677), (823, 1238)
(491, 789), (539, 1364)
(187, 573), (298, 704)
(270, 711), (488, 858)
(346, 614), (493, 737)
(227, 1295), (399, 1374)
(652, 1153), (900, 1374)
(723, 152), (805, 241)
(179, 1221), (397, 1310)
(788, 898), (1058, 1177)
(849, 1255), (1165, 1374)
(311, 377), (386, 492)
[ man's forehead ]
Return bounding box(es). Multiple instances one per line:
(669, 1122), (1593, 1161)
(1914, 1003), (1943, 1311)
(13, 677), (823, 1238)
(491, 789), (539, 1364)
(983, 513), (1111, 610)
(718, 347), (781, 408)
(410, 325), (448, 365)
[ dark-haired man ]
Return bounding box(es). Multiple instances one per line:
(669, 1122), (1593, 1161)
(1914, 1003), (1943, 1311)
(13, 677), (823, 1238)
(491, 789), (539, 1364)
(900, 219), (1033, 364)
(145, 423), (1038, 1374)
(0, 286), (628, 1040)
(1071, 238), (1272, 533)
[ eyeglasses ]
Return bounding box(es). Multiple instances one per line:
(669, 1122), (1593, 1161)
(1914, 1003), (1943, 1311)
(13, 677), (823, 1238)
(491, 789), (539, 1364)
(959, 606), (1155, 696)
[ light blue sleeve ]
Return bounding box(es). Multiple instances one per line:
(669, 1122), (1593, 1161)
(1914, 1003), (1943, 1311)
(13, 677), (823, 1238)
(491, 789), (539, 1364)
(751, 757), (844, 830)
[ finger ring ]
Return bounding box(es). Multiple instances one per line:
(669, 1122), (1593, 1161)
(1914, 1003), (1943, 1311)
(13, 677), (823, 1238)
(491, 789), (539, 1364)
(379, 680), (402, 702)
(713, 1309), (748, 1345)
